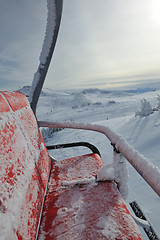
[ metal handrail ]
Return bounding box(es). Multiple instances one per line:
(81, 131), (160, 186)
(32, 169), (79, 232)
(39, 120), (160, 197)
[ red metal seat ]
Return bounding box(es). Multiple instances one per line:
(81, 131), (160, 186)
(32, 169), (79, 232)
(38, 154), (143, 239)
(0, 91), (143, 239)
(0, 91), (51, 239)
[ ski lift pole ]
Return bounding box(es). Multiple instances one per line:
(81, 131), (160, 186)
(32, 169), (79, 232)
(29, 0), (63, 114)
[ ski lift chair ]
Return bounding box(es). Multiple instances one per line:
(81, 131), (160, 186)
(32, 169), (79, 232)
(0, 91), (143, 239)
(1, 0), (159, 239)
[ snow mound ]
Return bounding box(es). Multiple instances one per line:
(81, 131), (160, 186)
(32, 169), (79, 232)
(72, 93), (91, 108)
(81, 88), (111, 95)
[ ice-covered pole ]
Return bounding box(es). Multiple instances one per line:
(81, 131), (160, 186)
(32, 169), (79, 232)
(29, 0), (63, 114)
(39, 121), (160, 197)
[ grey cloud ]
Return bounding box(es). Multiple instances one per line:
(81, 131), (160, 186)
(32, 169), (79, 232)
(1, 0), (160, 91)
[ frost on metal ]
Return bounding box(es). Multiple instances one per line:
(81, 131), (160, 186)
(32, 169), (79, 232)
(113, 152), (129, 199)
(39, 120), (160, 197)
(29, 0), (56, 105)
(0, 92), (50, 239)
(96, 154), (129, 199)
(40, 0), (56, 64)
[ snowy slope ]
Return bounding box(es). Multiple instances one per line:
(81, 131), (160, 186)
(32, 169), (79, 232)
(20, 86), (160, 239)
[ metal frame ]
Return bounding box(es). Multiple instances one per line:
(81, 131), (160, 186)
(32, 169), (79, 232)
(39, 120), (160, 198)
(29, 0), (63, 114)
(130, 201), (160, 240)
(46, 141), (101, 156)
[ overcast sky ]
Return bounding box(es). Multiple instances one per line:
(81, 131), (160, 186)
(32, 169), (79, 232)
(1, 0), (160, 91)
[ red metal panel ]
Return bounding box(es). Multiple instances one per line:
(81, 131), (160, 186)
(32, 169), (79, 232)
(36, 133), (51, 189)
(16, 167), (45, 239)
(0, 91), (51, 239)
(9, 96), (51, 189)
(1, 91), (28, 111)
(38, 154), (143, 239)
(0, 93), (10, 112)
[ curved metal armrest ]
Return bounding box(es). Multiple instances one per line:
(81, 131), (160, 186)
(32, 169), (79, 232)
(46, 141), (101, 156)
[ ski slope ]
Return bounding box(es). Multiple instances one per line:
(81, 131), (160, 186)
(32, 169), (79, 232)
(21, 86), (160, 239)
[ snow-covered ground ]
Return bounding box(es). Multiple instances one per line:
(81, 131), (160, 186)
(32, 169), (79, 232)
(22, 86), (160, 239)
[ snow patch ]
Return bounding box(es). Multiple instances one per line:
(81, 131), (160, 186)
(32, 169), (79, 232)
(62, 177), (97, 187)
(97, 164), (115, 181)
(96, 154), (129, 199)
(72, 93), (91, 108)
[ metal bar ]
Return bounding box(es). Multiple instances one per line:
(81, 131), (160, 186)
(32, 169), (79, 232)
(46, 141), (101, 156)
(39, 121), (160, 197)
(130, 201), (160, 240)
(29, 0), (63, 114)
